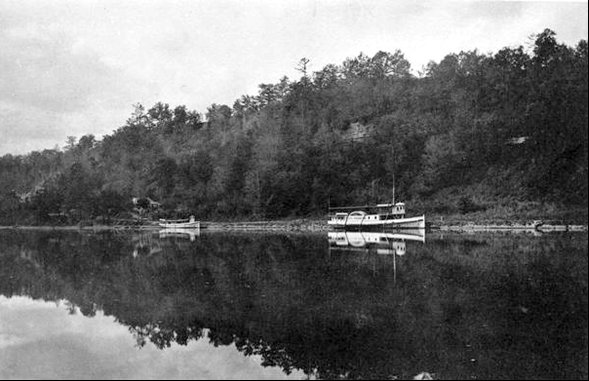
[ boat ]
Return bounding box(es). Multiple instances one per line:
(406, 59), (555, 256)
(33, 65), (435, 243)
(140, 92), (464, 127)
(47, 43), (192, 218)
(328, 202), (425, 229)
(159, 228), (199, 241)
(158, 215), (200, 229)
(328, 230), (425, 256)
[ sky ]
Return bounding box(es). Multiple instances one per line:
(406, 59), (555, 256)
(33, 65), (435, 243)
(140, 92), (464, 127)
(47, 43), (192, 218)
(0, 295), (302, 379)
(0, 0), (587, 155)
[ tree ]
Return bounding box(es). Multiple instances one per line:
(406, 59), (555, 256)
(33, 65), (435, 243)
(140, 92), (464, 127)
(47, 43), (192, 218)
(257, 83), (280, 106)
(370, 50), (411, 78)
(65, 136), (77, 151)
(57, 163), (99, 220)
(152, 157), (178, 197)
(147, 102), (173, 127)
(77, 134), (96, 151)
(178, 151), (213, 188)
(296, 57), (311, 78)
(341, 53), (372, 80)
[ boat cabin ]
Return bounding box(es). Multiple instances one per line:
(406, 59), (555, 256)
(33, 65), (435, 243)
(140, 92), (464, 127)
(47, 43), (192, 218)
(391, 202), (405, 217)
(332, 213), (348, 222)
(375, 202), (405, 217)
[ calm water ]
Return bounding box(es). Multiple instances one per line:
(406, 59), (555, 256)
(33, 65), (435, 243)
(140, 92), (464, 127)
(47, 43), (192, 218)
(0, 229), (587, 380)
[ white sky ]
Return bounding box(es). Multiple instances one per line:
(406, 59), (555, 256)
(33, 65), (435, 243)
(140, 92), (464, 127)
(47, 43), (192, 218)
(0, 295), (302, 379)
(1, 0), (587, 155)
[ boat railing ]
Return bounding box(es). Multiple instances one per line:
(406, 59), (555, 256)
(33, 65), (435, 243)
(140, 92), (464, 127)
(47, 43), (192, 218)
(330, 205), (377, 211)
(328, 204), (395, 214)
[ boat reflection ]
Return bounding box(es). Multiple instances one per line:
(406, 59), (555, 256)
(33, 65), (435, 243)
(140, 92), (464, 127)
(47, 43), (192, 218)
(158, 227), (200, 241)
(132, 228), (200, 258)
(328, 229), (425, 256)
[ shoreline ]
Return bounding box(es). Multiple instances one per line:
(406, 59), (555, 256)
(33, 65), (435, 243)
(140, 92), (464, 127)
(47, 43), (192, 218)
(0, 220), (587, 233)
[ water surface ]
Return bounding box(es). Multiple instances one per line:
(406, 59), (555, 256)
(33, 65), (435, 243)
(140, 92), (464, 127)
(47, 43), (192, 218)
(0, 229), (586, 379)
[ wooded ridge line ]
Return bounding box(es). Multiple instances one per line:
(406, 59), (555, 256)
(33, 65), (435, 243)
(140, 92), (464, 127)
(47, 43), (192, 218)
(0, 29), (587, 225)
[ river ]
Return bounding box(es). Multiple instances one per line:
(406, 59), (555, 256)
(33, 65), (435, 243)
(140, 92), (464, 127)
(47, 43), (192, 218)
(0, 229), (587, 379)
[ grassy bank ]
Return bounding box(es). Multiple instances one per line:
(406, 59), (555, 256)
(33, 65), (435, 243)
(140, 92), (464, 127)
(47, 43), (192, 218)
(425, 205), (588, 227)
(411, 193), (588, 226)
(1, 201), (587, 232)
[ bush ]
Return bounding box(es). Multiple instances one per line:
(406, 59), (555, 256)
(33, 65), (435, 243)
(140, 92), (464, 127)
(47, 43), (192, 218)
(458, 196), (486, 214)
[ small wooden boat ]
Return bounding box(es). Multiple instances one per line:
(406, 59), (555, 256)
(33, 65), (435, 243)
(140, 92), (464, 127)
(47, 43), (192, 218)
(158, 215), (200, 229)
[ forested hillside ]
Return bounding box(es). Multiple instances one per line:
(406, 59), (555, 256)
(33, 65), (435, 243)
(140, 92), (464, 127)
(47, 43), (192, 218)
(0, 29), (587, 224)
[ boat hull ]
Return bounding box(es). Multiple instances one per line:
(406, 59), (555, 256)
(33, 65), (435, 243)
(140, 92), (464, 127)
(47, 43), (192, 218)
(328, 215), (425, 229)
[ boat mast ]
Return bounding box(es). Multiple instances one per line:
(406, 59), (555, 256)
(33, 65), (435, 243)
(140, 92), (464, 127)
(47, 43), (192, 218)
(391, 140), (396, 206)
(392, 172), (395, 205)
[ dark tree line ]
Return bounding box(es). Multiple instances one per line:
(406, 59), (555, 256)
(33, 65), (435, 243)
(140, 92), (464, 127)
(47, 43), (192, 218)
(0, 29), (587, 224)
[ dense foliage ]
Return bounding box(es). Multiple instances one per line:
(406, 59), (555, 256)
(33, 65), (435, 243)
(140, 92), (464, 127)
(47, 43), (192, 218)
(1, 29), (587, 224)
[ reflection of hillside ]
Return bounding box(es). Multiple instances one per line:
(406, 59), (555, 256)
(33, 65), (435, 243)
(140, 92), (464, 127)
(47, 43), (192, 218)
(0, 231), (586, 380)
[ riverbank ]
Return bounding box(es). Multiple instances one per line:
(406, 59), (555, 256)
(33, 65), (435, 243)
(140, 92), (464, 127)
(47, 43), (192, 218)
(1, 218), (587, 233)
(2, 201), (586, 233)
(0, 220), (330, 232)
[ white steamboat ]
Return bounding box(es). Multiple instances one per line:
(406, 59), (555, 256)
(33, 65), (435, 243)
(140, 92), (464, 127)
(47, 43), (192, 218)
(328, 202), (425, 229)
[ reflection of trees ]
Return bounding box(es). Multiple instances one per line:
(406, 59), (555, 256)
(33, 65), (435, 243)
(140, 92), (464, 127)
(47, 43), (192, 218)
(0, 231), (587, 379)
